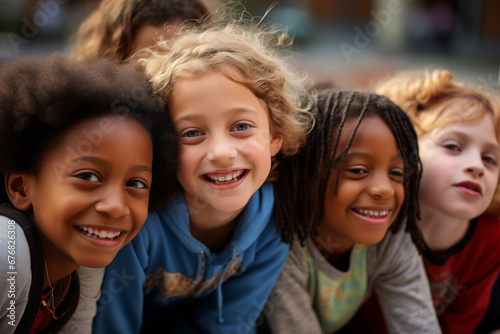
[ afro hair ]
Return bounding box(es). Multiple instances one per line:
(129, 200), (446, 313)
(0, 54), (178, 210)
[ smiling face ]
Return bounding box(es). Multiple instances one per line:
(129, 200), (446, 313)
(24, 115), (153, 269)
(170, 70), (282, 227)
(418, 113), (500, 222)
(314, 115), (405, 256)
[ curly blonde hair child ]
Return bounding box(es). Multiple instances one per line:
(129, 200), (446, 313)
(142, 13), (313, 182)
(74, 7), (315, 333)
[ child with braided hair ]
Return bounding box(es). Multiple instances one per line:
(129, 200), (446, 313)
(264, 90), (440, 333)
(374, 69), (500, 334)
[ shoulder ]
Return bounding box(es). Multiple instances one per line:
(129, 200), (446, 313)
(477, 213), (500, 231)
(0, 213), (35, 329)
(370, 225), (416, 256)
(367, 226), (420, 277)
(0, 214), (32, 277)
(277, 238), (309, 286)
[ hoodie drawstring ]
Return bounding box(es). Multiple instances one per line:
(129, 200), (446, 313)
(216, 249), (237, 323)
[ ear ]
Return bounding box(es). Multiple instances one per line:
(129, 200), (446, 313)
(5, 172), (32, 211)
(269, 132), (283, 157)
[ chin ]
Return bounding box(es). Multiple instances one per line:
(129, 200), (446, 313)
(79, 256), (116, 268)
(211, 198), (249, 214)
(357, 233), (387, 246)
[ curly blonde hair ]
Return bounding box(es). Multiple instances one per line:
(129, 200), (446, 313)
(70, 0), (219, 62)
(141, 10), (314, 181)
(376, 69), (500, 216)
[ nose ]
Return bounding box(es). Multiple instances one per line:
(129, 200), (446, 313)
(367, 173), (395, 199)
(464, 153), (485, 178)
(206, 134), (237, 163)
(95, 186), (130, 219)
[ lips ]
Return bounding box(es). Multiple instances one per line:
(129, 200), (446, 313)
(455, 181), (482, 195)
(351, 207), (393, 225)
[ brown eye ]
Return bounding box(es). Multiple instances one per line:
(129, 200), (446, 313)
(75, 172), (100, 182)
(126, 180), (148, 189)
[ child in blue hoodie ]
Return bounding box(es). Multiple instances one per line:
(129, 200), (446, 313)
(69, 8), (314, 334)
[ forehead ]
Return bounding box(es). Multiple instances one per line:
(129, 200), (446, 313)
(432, 113), (499, 142)
(336, 115), (394, 150)
(44, 115), (152, 160)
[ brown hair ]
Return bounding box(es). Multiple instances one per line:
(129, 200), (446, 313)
(71, 0), (219, 62)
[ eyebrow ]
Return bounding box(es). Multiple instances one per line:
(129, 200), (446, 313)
(174, 107), (260, 122)
(438, 130), (500, 154)
(345, 152), (404, 162)
(70, 156), (152, 172)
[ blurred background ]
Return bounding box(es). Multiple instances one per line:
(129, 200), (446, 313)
(0, 0), (499, 91)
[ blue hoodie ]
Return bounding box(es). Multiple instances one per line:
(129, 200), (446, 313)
(92, 183), (289, 334)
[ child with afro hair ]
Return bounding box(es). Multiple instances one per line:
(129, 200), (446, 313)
(0, 54), (177, 333)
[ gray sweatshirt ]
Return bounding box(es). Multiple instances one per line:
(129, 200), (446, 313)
(264, 226), (441, 334)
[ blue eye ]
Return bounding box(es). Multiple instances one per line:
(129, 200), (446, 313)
(183, 129), (201, 138)
(444, 144), (460, 151)
(232, 123), (251, 132)
(76, 172), (100, 182)
(127, 180), (148, 189)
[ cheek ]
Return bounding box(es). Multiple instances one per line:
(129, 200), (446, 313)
(485, 170), (500, 200)
(239, 137), (269, 161)
(178, 146), (198, 172)
(394, 183), (405, 211)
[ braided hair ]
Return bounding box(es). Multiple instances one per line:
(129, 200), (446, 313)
(275, 90), (425, 251)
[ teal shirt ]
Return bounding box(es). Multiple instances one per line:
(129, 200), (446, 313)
(305, 243), (367, 333)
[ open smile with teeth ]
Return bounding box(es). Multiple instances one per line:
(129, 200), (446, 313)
(353, 208), (390, 218)
(78, 226), (122, 240)
(204, 170), (246, 184)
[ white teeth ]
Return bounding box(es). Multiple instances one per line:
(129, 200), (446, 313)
(208, 171), (244, 184)
(79, 227), (121, 240)
(356, 209), (389, 218)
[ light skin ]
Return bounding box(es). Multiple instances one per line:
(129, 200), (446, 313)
(170, 70), (282, 252)
(128, 22), (181, 60)
(314, 115), (405, 268)
(417, 113), (500, 252)
(6, 115), (153, 289)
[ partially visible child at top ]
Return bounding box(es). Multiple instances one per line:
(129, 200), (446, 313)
(374, 69), (500, 334)
(75, 7), (313, 334)
(70, 0), (220, 63)
(264, 89), (441, 333)
(0, 55), (177, 333)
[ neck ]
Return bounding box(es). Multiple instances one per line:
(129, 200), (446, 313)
(42, 244), (78, 290)
(418, 203), (470, 252)
(311, 228), (354, 270)
(187, 201), (241, 254)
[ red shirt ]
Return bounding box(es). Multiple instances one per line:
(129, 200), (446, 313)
(29, 290), (53, 334)
(423, 214), (500, 333)
(341, 214), (500, 334)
